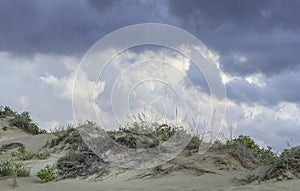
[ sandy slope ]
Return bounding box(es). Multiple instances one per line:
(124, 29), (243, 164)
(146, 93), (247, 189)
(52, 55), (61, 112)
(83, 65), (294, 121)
(0, 117), (29, 142)
(0, 134), (54, 152)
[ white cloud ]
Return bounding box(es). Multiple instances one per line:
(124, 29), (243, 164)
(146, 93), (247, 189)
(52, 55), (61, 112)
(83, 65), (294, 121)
(43, 46), (225, 141)
(0, 51), (79, 128)
(245, 73), (266, 87)
(39, 120), (60, 132)
(41, 67), (106, 124)
(220, 72), (240, 84)
(2, 49), (300, 151)
(275, 102), (300, 121)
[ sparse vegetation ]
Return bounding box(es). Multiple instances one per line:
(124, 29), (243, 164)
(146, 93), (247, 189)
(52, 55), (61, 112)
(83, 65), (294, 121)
(3, 106), (300, 185)
(10, 111), (46, 134)
(242, 146), (300, 183)
(280, 146), (299, 157)
(229, 135), (276, 162)
(11, 147), (49, 160)
(1, 106), (46, 134)
(0, 160), (30, 178)
(111, 114), (186, 149)
(0, 106), (15, 118)
(36, 165), (55, 182)
(37, 152), (50, 160)
(56, 150), (107, 179)
(12, 147), (36, 160)
(207, 135), (277, 170)
(49, 124), (75, 147)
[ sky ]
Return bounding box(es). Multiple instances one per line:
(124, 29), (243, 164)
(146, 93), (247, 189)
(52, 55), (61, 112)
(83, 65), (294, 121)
(0, 0), (300, 151)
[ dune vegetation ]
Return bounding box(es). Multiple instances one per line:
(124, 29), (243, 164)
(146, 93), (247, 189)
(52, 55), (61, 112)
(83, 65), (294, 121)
(0, 105), (300, 187)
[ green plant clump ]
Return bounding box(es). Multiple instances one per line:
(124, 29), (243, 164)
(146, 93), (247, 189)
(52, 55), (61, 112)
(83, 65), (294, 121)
(0, 160), (30, 177)
(36, 165), (55, 182)
(231, 135), (276, 161)
(281, 146), (299, 157)
(0, 106), (16, 118)
(37, 152), (50, 160)
(49, 125), (75, 147)
(10, 111), (46, 135)
(56, 150), (107, 179)
(57, 151), (85, 171)
(12, 147), (36, 160)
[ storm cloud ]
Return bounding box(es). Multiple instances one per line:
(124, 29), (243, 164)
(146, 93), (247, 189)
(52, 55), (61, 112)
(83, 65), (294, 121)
(1, 0), (300, 150)
(0, 0), (175, 55)
(168, 0), (300, 75)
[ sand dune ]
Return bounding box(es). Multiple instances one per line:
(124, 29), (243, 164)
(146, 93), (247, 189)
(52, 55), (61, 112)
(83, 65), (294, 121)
(1, 119), (300, 190)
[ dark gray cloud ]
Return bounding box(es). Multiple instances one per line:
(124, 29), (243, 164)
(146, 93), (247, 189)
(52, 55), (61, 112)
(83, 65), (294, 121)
(87, 0), (114, 11)
(168, 0), (300, 32)
(1, 0), (299, 76)
(168, 0), (300, 76)
(1, 0), (299, 104)
(0, 0), (174, 55)
(0, 0), (101, 55)
(214, 29), (300, 75)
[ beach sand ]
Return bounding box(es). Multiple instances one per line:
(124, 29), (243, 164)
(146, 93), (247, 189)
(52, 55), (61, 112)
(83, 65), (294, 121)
(1, 173), (300, 191)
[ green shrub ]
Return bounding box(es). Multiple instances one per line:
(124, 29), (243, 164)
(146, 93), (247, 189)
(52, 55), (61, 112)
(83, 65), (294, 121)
(49, 125), (74, 147)
(151, 125), (176, 141)
(281, 147), (299, 157)
(115, 121), (187, 149)
(14, 162), (30, 177)
(11, 147), (49, 160)
(231, 135), (276, 161)
(36, 165), (55, 182)
(56, 150), (106, 179)
(57, 151), (86, 170)
(116, 134), (137, 148)
(12, 147), (36, 160)
(245, 146), (300, 183)
(0, 160), (14, 177)
(0, 106), (16, 118)
(1, 106), (46, 134)
(0, 160), (30, 177)
(10, 111), (44, 135)
(37, 152), (50, 160)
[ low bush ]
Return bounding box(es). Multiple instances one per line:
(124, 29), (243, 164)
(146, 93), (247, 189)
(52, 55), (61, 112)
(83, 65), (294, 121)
(281, 146), (299, 157)
(0, 160), (30, 177)
(37, 152), (50, 160)
(244, 146), (300, 183)
(230, 135), (276, 162)
(0, 106), (16, 118)
(10, 111), (45, 135)
(56, 150), (107, 179)
(36, 165), (55, 182)
(114, 119), (185, 149)
(12, 147), (36, 160)
(49, 125), (75, 147)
